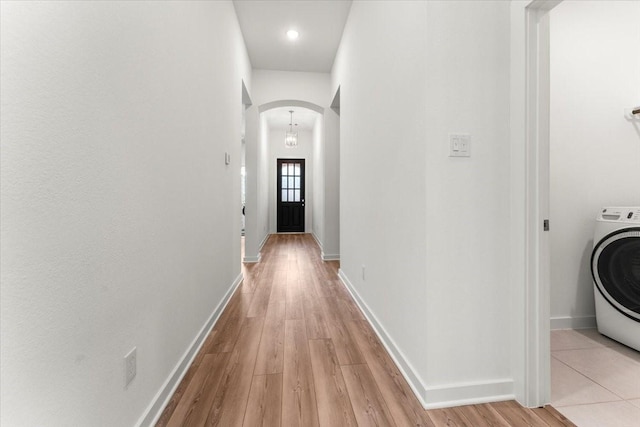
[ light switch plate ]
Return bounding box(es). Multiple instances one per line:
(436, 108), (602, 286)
(449, 133), (471, 157)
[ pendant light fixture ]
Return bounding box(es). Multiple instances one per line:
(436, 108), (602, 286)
(285, 110), (298, 147)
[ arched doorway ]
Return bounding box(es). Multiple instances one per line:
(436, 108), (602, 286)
(243, 99), (340, 263)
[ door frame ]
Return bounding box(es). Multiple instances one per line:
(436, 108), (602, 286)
(512, 0), (562, 408)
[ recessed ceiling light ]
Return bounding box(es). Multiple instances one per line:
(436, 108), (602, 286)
(286, 30), (299, 40)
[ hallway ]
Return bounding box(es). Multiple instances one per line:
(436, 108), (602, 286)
(156, 234), (573, 427)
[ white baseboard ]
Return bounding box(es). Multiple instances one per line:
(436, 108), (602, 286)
(311, 232), (323, 251)
(338, 269), (514, 410)
(422, 379), (514, 409)
(243, 254), (261, 263)
(244, 234), (270, 263)
(321, 252), (340, 261)
(312, 233), (339, 261)
(551, 315), (596, 330)
(136, 273), (244, 427)
(258, 233), (270, 251)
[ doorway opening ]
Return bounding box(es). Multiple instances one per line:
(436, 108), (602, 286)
(522, 0), (640, 418)
(546, 1), (640, 423)
(244, 99), (340, 263)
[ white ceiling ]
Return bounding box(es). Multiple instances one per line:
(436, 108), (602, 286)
(263, 107), (320, 132)
(232, 0), (352, 73)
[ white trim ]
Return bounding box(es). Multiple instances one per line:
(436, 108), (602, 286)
(244, 233), (269, 263)
(258, 233), (270, 251)
(422, 379), (515, 410)
(321, 252), (340, 261)
(311, 232), (323, 251)
(550, 315), (596, 330)
(339, 269), (513, 409)
(135, 273), (244, 427)
(513, 0), (562, 408)
(258, 99), (324, 115)
(311, 232), (340, 261)
(243, 254), (261, 263)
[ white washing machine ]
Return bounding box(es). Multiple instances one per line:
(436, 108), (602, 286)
(591, 207), (640, 351)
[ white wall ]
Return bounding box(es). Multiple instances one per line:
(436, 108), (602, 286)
(259, 114), (270, 243)
(268, 128), (315, 233)
(549, 0), (640, 330)
(0, 1), (251, 425)
(242, 108), (270, 262)
(312, 116), (325, 243)
(323, 108), (341, 260)
(333, 0), (512, 407)
(243, 106), (261, 261)
(424, 0), (511, 396)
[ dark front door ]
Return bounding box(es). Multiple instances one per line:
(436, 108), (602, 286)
(277, 159), (305, 233)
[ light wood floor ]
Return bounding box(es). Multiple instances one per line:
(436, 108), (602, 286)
(156, 234), (575, 427)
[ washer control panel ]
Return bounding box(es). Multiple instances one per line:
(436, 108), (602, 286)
(599, 207), (640, 223)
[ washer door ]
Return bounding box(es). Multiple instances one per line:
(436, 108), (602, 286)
(591, 227), (640, 322)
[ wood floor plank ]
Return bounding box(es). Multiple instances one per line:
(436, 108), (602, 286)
(325, 260), (340, 275)
(303, 293), (330, 340)
(347, 319), (435, 427)
(254, 300), (286, 375)
(429, 407), (471, 427)
(341, 363), (396, 427)
(311, 272), (335, 297)
(319, 297), (365, 365)
(165, 353), (231, 427)
(288, 259), (299, 273)
(271, 254), (288, 265)
(269, 270), (288, 304)
(452, 403), (511, 427)
(308, 339), (358, 427)
(336, 293), (365, 321)
(246, 289), (272, 318)
(531, 406), (576, 427)
(205, 316), (264, 427)
(491, 400), (551, 427)
(300, 271), (320, 299)
(204, 290), (254, 353)
(282, 319), (320, 427)
(285, 276), (305, 320)
(241, 263), (261, 294)
(242, 374), (282, 427)
(287, 263), (302, 280)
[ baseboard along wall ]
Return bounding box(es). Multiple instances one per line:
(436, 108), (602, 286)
(550, 315), (597, 330)
(137, 273), (244, 427)
(242, 254), (261, 263)
(338, 269), (515, 410)
(243, 233), (270, 263)
(321, 252), (340, 261)
(312, 232), (340, 261)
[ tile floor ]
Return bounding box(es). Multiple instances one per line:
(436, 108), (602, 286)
(551, 328), (640, 427)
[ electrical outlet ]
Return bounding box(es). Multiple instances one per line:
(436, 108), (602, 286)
(124, 347), (137, 388)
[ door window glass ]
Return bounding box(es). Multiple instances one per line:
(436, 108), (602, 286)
(280, 161), (302, 202)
